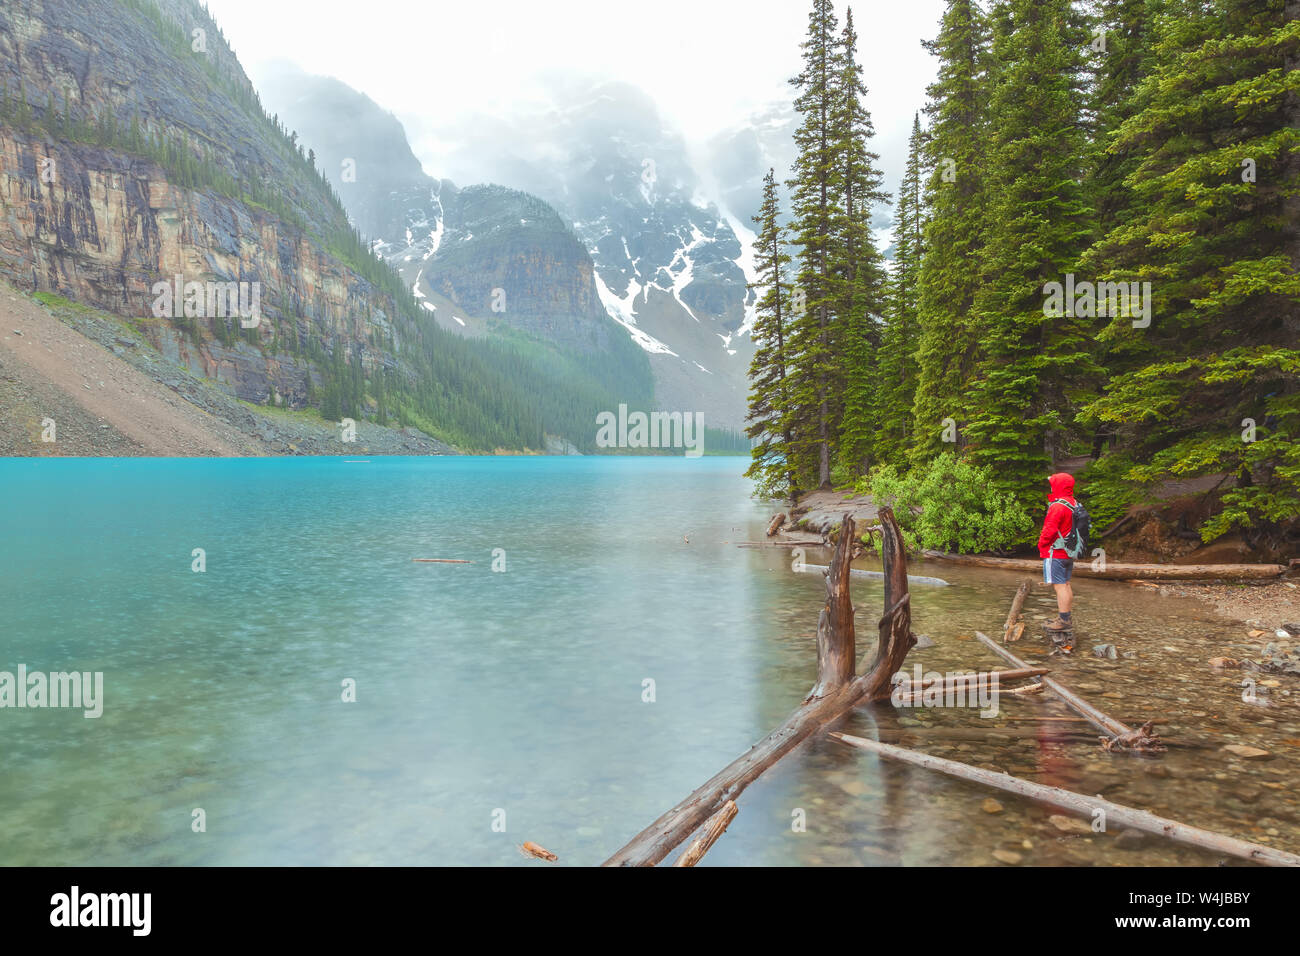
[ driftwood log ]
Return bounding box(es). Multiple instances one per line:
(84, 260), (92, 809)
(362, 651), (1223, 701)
(894, 667), (1048, 691)
(831, 734), (1300, 867)
(974, 631), (1164, 752)
(1002, 580), (1031, 643)
(602, 507), (917, 866)
(766, 513), (787, 537)
(671, 800), (737, 867)
(919, 550), (1285, 581)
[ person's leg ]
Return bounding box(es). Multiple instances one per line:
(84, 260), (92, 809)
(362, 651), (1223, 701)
(1054, 581), (1073, 616)
(1045, 562), (1074, 634)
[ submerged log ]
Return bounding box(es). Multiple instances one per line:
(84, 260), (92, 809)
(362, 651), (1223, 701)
(766, 513), (787, 537)
(797, 563), (951, 587)
(976, 631), (1126, 736)
(974, 631), (1164, 752)
(830, 734), (1300, 867)
(519, 841), (557, 861)
(602, 507), (917, 867)
(895, 666), (1048, 689)
(671, 800), (737, 867)
(1002, 580), (1031, 643)
(918, 550), (1285, 581)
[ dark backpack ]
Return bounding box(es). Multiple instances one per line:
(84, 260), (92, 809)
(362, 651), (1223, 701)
(1050, 498), (1091, 559)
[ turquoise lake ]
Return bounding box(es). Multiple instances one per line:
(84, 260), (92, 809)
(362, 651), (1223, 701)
(2, 456), (1296, 866)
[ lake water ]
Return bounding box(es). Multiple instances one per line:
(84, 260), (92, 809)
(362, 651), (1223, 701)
(1, 456), (1297, 866)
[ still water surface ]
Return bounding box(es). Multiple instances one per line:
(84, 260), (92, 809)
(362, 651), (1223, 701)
(1, 456), (1295, 865)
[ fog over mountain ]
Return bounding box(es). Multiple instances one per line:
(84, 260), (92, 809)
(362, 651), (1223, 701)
(233, 0), (948, 432)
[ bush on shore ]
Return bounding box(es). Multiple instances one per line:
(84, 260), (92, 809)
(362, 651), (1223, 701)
(858, 454), (1033, 554)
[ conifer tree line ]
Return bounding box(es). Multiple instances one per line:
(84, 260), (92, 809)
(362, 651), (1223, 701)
(746, 0), (1299, 552)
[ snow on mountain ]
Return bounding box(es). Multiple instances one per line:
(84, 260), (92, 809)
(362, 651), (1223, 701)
(423, 79), (760, 431)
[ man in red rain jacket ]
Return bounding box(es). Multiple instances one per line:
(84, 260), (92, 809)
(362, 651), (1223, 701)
(1038, 472), (1077, 637)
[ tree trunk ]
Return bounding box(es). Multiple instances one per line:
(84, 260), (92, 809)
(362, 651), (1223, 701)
(671, 801), (737, 867)
(809, 515), (856, 699)
(1002, 580), (1031, 643)
(975, 631), (1129, 739)
(919, 550), (1286, 581)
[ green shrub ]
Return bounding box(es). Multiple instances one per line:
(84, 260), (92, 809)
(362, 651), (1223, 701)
(857, 454), (1034, 554)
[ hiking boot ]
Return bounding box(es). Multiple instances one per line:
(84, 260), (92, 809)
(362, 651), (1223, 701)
(1045, 617), (1074, 654)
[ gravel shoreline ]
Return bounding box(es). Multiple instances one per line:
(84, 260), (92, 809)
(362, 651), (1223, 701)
(1139, 580), (1300, 633)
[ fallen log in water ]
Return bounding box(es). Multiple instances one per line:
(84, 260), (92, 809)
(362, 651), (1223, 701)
(895, 667), (1048, 690)
(766, 513), (787, 537)
(1002, 580), (1031, 643)
(602, 507), (917, 867)
(974, 631), (1164, 752)
(893, 670), (1048, 706)
(671, 800), (737, 867)
(519, 841), (557, 861)
(797, 563), (950, 587)
(411, 558), (474, 564)
(830, 734), (1300, 867)
(918, 550), (1286, 581)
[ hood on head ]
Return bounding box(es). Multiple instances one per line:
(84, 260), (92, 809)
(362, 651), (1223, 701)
(1049, 472), (1075, 498)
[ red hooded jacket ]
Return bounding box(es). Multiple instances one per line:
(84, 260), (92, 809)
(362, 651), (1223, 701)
(1038, 473), (1077, 560)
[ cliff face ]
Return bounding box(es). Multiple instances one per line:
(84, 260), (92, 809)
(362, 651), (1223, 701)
(0, 0), (419, 408)
(0, 126), (390, 405)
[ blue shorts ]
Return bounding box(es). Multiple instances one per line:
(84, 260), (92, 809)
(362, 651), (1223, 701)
(1044, 558), (1074, 584)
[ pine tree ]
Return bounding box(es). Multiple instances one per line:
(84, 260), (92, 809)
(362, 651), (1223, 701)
(960, 0), (1100, 510)
(877, 114), (927, 463)
(744, 169), (797, 498)
(910, 0), (993, 465)
(833, 7), (892, 478)
(784, 0), (844, 490)
(1079, 0), (1300, 548)
(1075, 0), (1163, 461)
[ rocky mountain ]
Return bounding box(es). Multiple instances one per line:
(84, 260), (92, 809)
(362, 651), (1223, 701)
(0, 0), (648, 452)
(255, 63), (648, 364)
(704, 100), (799, 235)
(422, 79), (759, 431)
(249, 62), (451, 273)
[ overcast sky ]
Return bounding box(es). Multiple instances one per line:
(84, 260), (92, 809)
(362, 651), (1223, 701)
(204, 0), (948, 194)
